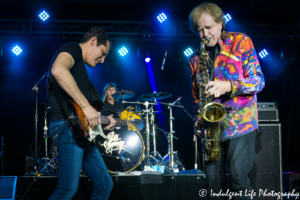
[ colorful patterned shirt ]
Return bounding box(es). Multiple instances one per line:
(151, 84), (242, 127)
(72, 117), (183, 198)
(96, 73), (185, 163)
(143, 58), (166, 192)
(190, 31), (265, 141)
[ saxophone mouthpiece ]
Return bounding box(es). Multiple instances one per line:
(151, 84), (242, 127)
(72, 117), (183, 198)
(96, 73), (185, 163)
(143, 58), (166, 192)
(203, 38), (210, 43)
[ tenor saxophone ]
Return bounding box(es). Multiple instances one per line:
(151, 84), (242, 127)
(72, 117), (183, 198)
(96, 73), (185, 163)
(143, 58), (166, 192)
(198, 38), (226, 162)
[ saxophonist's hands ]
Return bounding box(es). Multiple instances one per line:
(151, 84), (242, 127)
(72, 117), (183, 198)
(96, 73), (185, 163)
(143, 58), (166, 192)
(205, 80), (231, 98)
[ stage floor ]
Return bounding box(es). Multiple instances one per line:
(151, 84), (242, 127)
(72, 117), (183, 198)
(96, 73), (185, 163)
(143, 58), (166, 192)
(19, 173), (207, 200)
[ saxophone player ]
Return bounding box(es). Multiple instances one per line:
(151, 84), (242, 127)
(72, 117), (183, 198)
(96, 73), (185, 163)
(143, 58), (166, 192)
(189, 3), (265, 199)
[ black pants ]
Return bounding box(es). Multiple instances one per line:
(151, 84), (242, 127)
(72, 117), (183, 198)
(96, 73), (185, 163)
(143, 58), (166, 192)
(205, 130), (257, 200)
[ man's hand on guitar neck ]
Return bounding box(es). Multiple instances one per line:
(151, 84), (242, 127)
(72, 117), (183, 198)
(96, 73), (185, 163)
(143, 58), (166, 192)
(82, 105), (101, 130)
(103, 114), (116, 130)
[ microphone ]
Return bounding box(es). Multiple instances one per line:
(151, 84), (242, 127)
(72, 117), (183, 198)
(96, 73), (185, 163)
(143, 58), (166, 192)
(171, 97), (182, 105)
(161, 50), (168, 70)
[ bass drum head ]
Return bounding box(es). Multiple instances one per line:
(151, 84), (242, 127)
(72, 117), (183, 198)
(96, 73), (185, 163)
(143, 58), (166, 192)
(96, 126), (145, 173)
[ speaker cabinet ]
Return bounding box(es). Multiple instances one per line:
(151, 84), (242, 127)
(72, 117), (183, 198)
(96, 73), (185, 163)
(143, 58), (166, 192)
(0, 176), (17, 200)
(249, 123), (282, 200)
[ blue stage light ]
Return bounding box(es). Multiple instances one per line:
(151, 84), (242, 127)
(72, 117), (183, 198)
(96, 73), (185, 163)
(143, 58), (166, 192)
(259, 49), (268, 58)
(184, 48), (193, 57)
(118, 47), (128, 56)
(39, 11), (49, 21)
(12, 45), (22, 56)
(157, 13), (167, 23)
(145, 57), (151, 63)
(223, 13), (232, 23)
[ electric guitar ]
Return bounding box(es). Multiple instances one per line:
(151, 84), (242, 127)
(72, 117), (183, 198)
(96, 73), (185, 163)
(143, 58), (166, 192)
(70, 100), (144, 142)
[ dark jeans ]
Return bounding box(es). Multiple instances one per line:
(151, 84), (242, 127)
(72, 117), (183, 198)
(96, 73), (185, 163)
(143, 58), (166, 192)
(206, 130), (257, 200)
(48, 120), (113, 200)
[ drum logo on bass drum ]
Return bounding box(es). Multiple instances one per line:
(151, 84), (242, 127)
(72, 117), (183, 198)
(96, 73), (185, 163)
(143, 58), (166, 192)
(101, 132), (127, 154)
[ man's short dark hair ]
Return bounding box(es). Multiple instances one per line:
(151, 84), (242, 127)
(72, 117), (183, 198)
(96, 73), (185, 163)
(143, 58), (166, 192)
(80, 27), (109, 46)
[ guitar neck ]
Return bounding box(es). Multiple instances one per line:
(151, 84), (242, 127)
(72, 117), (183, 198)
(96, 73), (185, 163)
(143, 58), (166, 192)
(100, 116), (128, 126)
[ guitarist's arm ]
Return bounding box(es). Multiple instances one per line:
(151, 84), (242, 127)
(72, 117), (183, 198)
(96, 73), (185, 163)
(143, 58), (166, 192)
(51, 52), (100, 129)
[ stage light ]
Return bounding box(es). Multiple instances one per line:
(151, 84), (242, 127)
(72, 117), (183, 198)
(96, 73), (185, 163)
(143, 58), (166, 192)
(118, 47), (128, 56)
(157, 13), (167, 23)
(12, 45), (22, 56)
(145, 57), (151, 63)
(223, 13), (232, 23)
(39, 11), (49, 21)
(259, 49), (268, 59)
(184, 48), (193, 57)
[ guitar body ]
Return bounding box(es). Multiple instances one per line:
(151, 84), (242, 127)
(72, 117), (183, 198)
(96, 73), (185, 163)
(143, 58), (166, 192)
(70, 100), (144, 141)
(70, 100), (104, 138)
(70, 100), (145, 172)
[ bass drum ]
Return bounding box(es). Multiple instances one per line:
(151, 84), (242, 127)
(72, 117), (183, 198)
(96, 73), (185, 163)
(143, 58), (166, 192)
(96, 126), (145, 173)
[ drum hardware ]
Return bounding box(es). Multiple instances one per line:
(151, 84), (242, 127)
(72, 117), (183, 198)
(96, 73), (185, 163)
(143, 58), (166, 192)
(101, 153), (131, 164)
(150, 106), (157, 157)
(101, 153), (120, 159)
(119, 106), (145, 131)
(28, 71), (49, 175)
(123, 93), (193, 174)
(122, 100), (157, 166)
(154, 98), (190, 173)
(162, 152), (185, 173)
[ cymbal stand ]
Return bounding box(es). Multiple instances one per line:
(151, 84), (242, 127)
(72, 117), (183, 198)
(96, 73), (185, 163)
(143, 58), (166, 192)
(28, 71), (48, 175)
(144, 101), (151, 166)
(122, 100), (157, 166)
(149, 106), (157, 157)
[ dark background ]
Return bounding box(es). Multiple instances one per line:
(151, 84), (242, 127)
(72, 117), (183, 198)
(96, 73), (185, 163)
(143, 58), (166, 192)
(0, 0), (299, 176)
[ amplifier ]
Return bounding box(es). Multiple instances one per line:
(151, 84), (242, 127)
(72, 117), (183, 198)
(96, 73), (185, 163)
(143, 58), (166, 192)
(257, 102), (279, 122)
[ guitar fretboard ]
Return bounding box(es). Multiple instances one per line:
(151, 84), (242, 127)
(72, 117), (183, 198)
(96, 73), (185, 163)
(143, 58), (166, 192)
(100, 116), (128, 126)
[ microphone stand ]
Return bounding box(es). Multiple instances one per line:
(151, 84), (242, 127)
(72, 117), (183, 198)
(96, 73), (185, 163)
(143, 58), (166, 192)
(162, 54), (190, 69)
(155, 101), (193, 173)
(28, 71), (49, 175)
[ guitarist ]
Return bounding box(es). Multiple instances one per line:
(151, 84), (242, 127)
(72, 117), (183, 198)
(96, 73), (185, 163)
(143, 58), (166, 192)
(46, 28), (115, 200)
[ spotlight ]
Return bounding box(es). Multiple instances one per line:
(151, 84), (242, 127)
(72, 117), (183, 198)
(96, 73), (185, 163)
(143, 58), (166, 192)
(157, 13), (167, 23)
(39, 11), (49, 21)
(223, 13), (232, 23)
(145, 57), (151, 63)
(184, 48), (193, 57)
(118, 47), (128, 56)
(12, 45), (22, 56)
(259, 49), (268, 59)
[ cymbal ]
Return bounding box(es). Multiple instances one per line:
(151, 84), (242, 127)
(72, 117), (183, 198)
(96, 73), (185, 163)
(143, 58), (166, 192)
(111, 90), (135, 99)
(138, 92), (172, 101)
(32, 103), (50, 110)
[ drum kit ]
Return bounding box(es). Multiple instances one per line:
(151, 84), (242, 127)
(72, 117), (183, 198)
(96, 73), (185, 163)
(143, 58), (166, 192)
(96, 90), (188, 174)
(31, 90), (191, 175)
